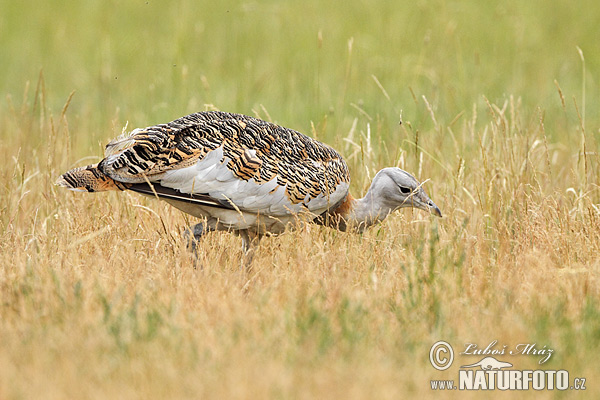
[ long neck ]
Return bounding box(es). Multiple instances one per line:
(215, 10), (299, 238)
(350, 189), (397, 231)
(324, 189), (395, 232)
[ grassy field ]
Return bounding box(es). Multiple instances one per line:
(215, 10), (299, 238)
(1, 0), (600, 398)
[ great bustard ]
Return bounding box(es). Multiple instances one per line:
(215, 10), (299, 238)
(57, 111), (442, 253)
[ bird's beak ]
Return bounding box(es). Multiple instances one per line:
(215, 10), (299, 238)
(404, 191), (443, 217)
(415, 193), (442, 217)
(430, 203), (442, 218)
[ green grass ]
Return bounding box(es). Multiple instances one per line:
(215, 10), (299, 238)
(1, 0), (600, 398)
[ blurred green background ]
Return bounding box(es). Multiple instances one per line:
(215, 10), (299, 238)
(1, 2), (600, 398)
(1, 0), (598, 150)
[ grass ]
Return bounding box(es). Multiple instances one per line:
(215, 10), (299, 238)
(1, 0), (600, 398)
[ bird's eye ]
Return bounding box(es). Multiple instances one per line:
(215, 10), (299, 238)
(399, 186), (411, 194)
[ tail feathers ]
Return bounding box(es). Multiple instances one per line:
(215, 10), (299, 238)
(56, 164), (130, 192)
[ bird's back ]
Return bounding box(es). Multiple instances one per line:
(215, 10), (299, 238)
(59, 111), (351, 223)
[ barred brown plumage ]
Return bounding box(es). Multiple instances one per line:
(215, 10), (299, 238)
(57, 111), (441, 259)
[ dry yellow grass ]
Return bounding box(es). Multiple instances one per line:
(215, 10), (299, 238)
(2, 0), (600, 398)
(1, 86), (599, 399)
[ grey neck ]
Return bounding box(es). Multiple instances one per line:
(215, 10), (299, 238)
(348, 191), (396, 232)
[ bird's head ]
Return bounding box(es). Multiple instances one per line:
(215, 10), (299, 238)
(372, 167), (442, 217)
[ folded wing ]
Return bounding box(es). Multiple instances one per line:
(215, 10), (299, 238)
(97, 111), (350, 217)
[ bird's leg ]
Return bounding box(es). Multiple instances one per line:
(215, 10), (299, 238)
(184, 221), (215, 254)
(238, 230), (261, 271)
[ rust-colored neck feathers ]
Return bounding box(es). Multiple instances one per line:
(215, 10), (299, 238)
(315, 193), (357, 232)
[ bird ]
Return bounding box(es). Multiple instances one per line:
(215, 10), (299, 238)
(57, 111), (442, 255)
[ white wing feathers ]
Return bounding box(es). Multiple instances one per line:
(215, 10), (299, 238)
(157, 147), (348, 217)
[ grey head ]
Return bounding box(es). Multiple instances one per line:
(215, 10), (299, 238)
(370, 167), (442, 217)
